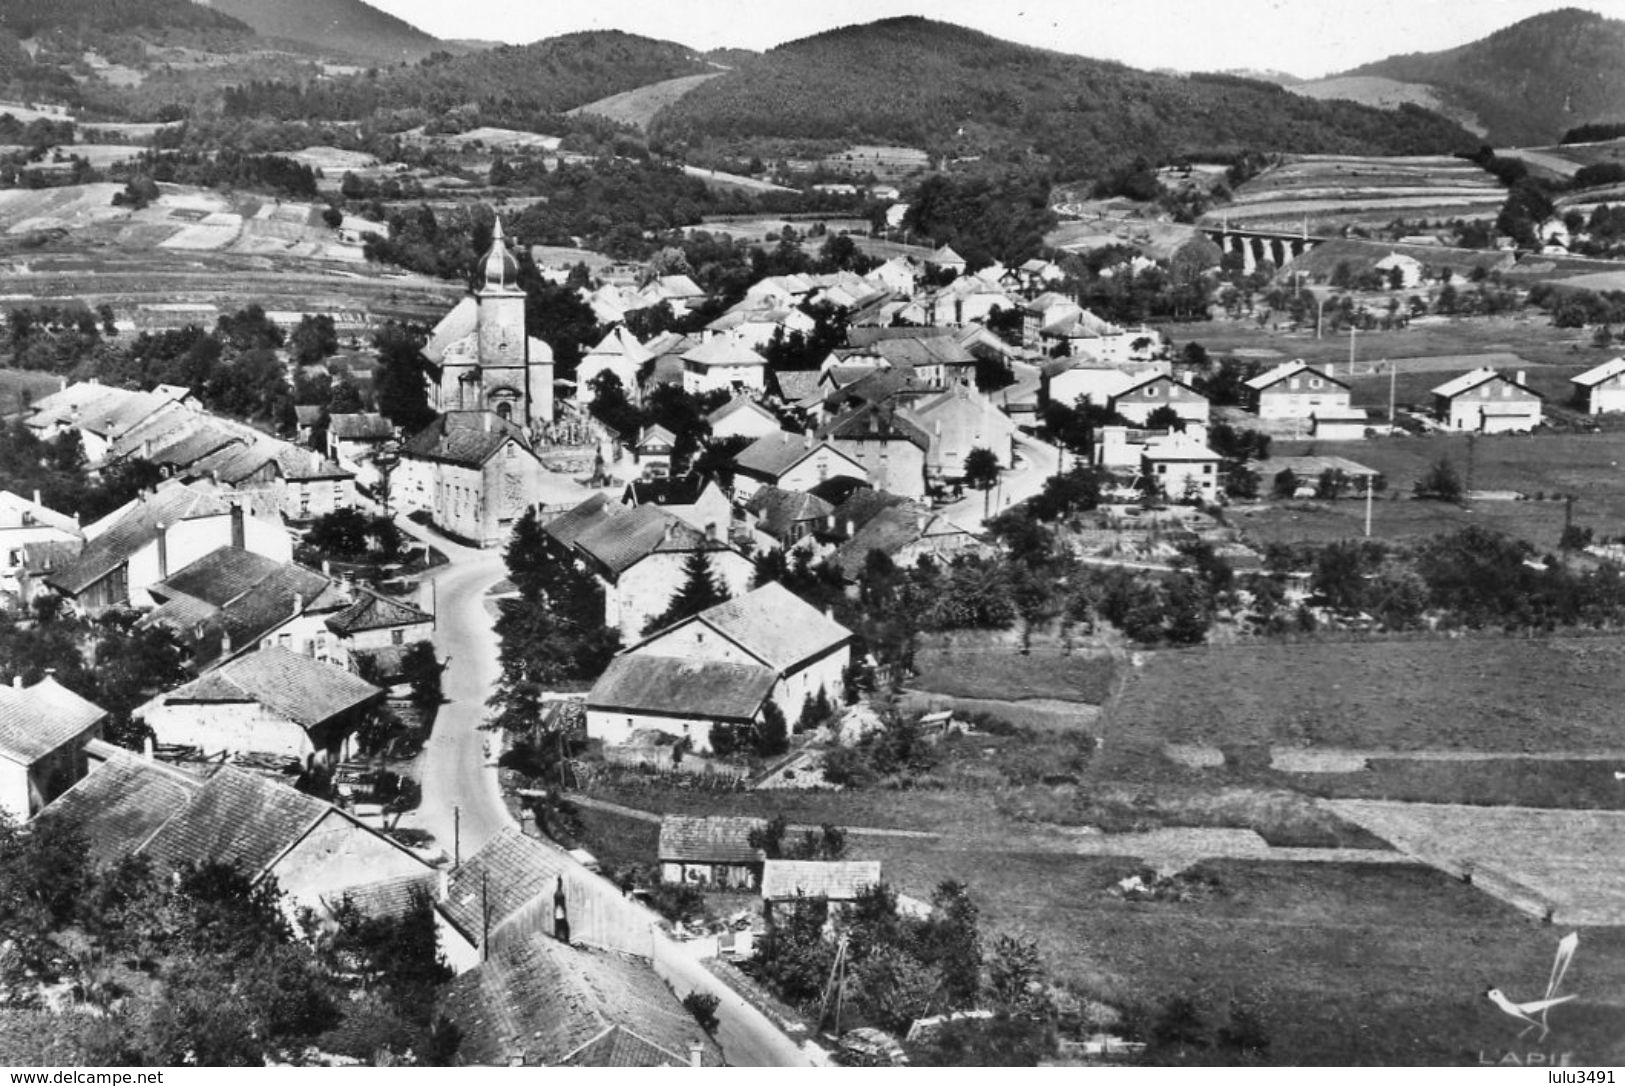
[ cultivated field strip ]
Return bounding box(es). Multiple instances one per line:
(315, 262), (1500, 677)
(1325, 800), (1625, 925)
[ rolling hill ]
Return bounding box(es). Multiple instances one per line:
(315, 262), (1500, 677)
(647, 17), (1481, 176)
(194, 0), (442, 64)
(1332, 7), (1625, 147)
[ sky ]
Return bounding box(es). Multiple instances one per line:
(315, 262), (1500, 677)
(362, 0), (1625, 80)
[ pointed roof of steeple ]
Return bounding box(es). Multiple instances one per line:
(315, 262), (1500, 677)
(480, 215), (520, 292)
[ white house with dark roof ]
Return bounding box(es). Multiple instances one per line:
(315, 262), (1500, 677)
(594, 582), (853, 744)
(1244, 361), (1351, 420)
(545, 496), (755, 640)
(1572, 356), (1625, 415)
(0, 676), (105, 822)
(324, 412), (395, 473)
(576, 327), (653, 404)
(707, 395), (782, 443)
(1109, 373), (1211, 429)
(136, 645), (384, 765)
(1432, 368), (1543, 433)
(0, 491), (81, 613)
(324, 586), (434, 676)
(761, 859), (882, 927)
(396, 411), (583, 547)
(731, 430), (871, 501)
(910, 383), (1019, 484)
(47, 479), (290, 615)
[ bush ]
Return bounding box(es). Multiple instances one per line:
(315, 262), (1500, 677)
(644, 882), (705, 924)
(682, 991), (720, 1034)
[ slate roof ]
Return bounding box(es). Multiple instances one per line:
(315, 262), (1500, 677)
(324, 870), (440, 922)
(294, 404), (324, 426)
(868, 335), (976, 370)
(0, 491), (79, 535)
(325, 586), (432, 635)
(440, 826), (572, 942)
(744, 486), (834, 539)
(159, 646), (382, 729)
(657, 815), (766, 864)
(761, 860), (881, 901)
(588, 654), (775, 721)
(827, 487), (911, 538)
(1573, 356), (1625, 387)
(52, 481), (234, 595)
(141, 765), (332, 879)
(734, 430), (826, 479)
(623, 474), (713, 508)
(441, 932), (719, 1067)
(0, 677), (106, 766)
(831, 505), (949, 580)
(772, 370), (823, 406)
(549, 501), (731, 578)
(144, 548), (332, 668)
(401, 411), (531, 467)
(35, 744), (202, 868)
(928, 244), (965, 265)
(328, 413), (394, 441)
(821, 403), (932, 452)
(707, 395), (778, 429)
(674, 581), (852, 671)
(148, 425), (244, 472)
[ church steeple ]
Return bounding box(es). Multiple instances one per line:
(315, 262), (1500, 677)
(480, 216), (520, 292)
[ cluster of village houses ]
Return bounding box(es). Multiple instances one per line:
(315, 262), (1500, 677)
(10, 221), (1625, 1064)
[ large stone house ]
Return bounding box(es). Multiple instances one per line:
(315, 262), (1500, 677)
(1109, 373), (1212, 429)
(544, 496), (755, 641)
(731, 431), (871, 501)
(820, 402), (931, 499)
(1244, 361), (1351, 420)
(586, 582), (853, 752)
(396, 412), (577, 547)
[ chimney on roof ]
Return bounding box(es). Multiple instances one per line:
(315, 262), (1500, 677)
(230, 503), (245, 549)
(1516, 370), (1527, 387)
(845, 519), (854, 536)
(156, 522), (169, 578)
(143, 734), (155, 762)
(31, 489), (39, 507)
(688, 1041), (704, 1068)
(293, 592), (304, 616)
(221, 630), (232, 656)
(10, 675), (18, 689)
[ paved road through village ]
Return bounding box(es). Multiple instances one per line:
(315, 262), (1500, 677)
(394, 520), (514, 862)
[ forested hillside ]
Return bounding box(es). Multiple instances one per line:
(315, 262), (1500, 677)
(1345, 8), (1625, 146)
(223, 31), (714, 124)
(649, 17), (1480, 175)
(201, 0), (441, 64)
(0, 0), (249, 37)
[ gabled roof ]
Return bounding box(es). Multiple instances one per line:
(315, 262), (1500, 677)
(645, 581), (853, 673)
(830, 505), (970, 580)
(744, 485), (835, 539)
(827, 486), (912, 537)
(657, 815), (766, 864)
(708, 395), (779, 428)
(556, 503), (732, 578)
(0, 677), (106, 766)
(772, 370), (824, 406)
(401, 411), (532, 467)
(148, 425), (244, 472)
(1245, 360), (1348, 392)
(441, 931), (719, 1067)
(141, 765), (331, 880)
(144, 548), (332, 668)
(1573, 356), (1625, 388)
(1431, 367), (1541, 399)
(589, 654), (774, 721)
(51, 481), (236, 596)
(1112, 372), (1207, 401)
(734, 431), (867, 483)
(159, 646), (381, 730)
(587, 326), (654, 365)
(0, 491), (79, 536)
(761, 860), (881, 901)
(294, 404), (324, 426)
(324, 586), (432, 636)
(928, 244), (964, 265)
(636, 424), (676, 450)
(820, 403), (931, 452)
(327, 413), (394, 441)
(681, 337), (767, 368)
(35, 744), (202, 867)
(439, 826), (571, 942)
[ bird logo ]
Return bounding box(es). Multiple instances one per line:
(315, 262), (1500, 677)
(1487, 932), (1579, 1042)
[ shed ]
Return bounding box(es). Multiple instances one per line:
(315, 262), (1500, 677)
(657, 815), (767, 889)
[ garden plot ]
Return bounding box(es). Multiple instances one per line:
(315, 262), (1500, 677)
(160, 212), (243, 250)
(0, 184), (126, 233)
(1325, 800), (1625, 925)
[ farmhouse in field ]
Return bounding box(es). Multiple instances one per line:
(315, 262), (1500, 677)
(1571, 356), (1625, 415)
(1432, 368), (1543, 433)
(586, 582), (853, 753)
(1244, 361), (1351, 420)
(0, 676), (106, 823)
(657, 815), (767, 888)
(422, 218), (554, 429)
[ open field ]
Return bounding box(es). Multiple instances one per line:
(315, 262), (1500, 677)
(1214, 154), (1503, 231)
(0, 368), (68, 414)
(571, 72), (725, 130)
(909, 645), (1117, 704)
(1286, 758), (1625, 810)
(1108, 636), (1625, 754)
(680, 166), (799, 195)
(840, 844), (1625, 1065)
(1326, 801), (1625, 925)
(1173, 315), (1604, 371)
(1233, 497), (1580, 550)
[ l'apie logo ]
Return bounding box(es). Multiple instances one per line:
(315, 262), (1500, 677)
(1478, 931), (1579, 1067)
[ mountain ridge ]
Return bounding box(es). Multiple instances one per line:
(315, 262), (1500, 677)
(193, 0), (442, 64)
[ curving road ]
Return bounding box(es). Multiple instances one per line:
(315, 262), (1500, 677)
(394, 519), (514, 863)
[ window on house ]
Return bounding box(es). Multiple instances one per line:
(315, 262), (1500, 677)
(392, 628), (405, 645)
(1309, 378), (1322, 389)
(1144, 386), (1158, 397)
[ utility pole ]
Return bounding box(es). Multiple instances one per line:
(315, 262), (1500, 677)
(454, 805), (461, 870)
(481, 869), (490, 963)
(1365, 475), (1374, 538)
(1349, 323), (1357, 371)
(1464, 433), (1476, 504)
(1388, 360), (1397, 425)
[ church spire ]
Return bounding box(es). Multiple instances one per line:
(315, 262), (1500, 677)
(480, 215), (519, 291)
